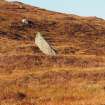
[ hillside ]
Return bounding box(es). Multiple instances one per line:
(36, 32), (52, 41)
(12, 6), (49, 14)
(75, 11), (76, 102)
(0, 1), (105, 105)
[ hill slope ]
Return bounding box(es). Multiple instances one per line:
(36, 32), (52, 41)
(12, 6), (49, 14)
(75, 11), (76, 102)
(0, 1), (105, 105)
(0, 1), (105, 70)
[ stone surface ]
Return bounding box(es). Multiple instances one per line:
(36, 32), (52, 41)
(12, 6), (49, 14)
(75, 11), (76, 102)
(35, 32), (56, 56)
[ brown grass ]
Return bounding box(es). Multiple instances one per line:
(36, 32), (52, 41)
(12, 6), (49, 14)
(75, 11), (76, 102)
(0, 1), (105, 105)
(1, 67), (105, 105)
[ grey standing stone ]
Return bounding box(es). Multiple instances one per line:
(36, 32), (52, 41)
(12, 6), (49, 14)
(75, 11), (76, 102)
(35, 32), (56, 56)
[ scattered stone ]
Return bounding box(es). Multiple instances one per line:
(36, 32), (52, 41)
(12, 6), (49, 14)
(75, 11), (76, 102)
(22, 18), (29, 25)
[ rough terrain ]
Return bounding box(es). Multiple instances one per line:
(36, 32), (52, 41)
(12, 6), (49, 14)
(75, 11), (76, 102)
(0, 0), (105, 105)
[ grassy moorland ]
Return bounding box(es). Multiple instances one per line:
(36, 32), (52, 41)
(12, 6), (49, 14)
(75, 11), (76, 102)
(0, 1), (105, 105)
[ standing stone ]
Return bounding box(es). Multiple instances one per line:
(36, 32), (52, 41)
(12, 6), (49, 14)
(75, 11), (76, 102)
(35, 32), (56, 56)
